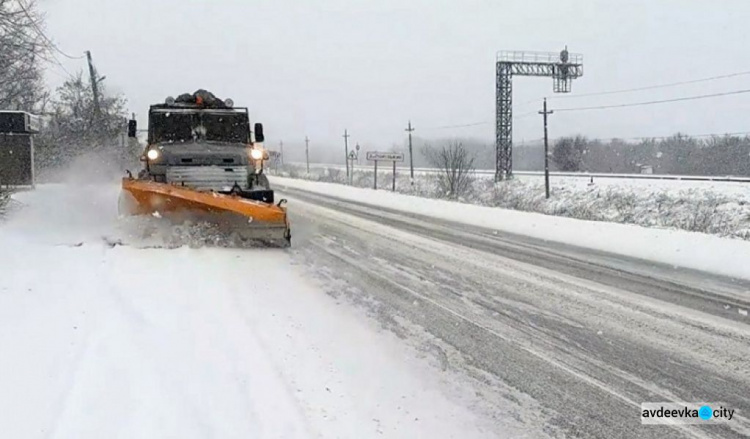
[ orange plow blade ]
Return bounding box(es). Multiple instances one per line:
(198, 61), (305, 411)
(120, 178), (291, 246)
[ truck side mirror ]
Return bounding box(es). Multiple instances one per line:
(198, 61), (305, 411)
(128, 119), (137, 138)
(254, 123), (264, 143)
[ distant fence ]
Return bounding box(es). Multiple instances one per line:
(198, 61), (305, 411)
(287, 162), (750, 184)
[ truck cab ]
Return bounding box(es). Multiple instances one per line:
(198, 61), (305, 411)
(128, 90), (274, 203)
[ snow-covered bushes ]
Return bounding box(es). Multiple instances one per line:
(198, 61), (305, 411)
(0, 190), (8, 218)
(0, 189), (19, 220)
(270, 164), (750, 240)
(422, 142), (476, 199)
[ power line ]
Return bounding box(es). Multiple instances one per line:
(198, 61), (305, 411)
(421, 108), (561, 130)
(553, 88), (750, 112)
(516, 69), (750, 108)
(16, 0), (85, 60)
(423, 120), (492, 130)
(514, 110), (539, 119)
(550, 70), (750, 100)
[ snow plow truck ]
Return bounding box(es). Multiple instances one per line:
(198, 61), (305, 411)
(119, 90), (291, 247)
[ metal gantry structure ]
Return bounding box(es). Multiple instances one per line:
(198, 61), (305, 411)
(495, 48), (583, 180)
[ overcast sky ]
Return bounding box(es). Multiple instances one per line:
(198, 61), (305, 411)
(41, 0), (750, 154)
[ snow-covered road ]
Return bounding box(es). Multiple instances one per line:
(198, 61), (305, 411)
(279, 183), (750, 439)
(0, 184), (510, 439)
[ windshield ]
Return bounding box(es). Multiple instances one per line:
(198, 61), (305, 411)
(149, 110), (250, 144)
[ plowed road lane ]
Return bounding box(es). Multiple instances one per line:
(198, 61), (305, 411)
(282, 186), (750, 439)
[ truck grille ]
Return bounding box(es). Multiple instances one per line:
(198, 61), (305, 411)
(166, 166), (249, 191)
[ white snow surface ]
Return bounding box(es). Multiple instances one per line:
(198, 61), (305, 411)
(272, 176), (750, 282)
(299, 162), (750, 195)
(0, 183), (502, 439)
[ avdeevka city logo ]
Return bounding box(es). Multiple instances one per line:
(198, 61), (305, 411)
(698, 405), (713, 421)
(641, 403), (735, 425)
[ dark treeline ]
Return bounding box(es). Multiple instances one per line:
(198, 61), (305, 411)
(548, 134), (750, 175)
(384, 134), (750, 176)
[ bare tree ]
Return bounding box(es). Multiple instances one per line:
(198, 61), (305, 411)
(34, 71), (130, 170)
(0, 0), (49, 112)
(422, 141), (475, 198)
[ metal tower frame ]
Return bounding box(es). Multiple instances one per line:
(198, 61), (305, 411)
(495, 48), (583, 181)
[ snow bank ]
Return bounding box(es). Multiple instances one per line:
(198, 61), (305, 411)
(272, 176), (750, 281)
(273, 164), (750, 240)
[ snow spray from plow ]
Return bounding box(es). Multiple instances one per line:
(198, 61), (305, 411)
(120, 177), (291, 247)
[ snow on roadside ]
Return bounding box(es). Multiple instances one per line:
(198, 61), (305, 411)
(0, 183), (510, 439)
(273, 164), (750, 240)
(0, 189), (8, 217)
(271, 176), (750, 282)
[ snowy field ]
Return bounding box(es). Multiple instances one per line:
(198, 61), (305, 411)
(300, 163), (750, 193)
(0, 182), (511, 438)
(276, 164), (750, 240)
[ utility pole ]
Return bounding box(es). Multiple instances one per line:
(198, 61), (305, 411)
(405, 121), (415, 185)
(343, 129), (350, 179)
(85, 51), (102, 123)
(279, 140), (284, 165)
(305, 136), (310, 174)
(539, 98), (553, 199)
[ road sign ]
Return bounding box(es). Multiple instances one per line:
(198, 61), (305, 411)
(366, 151), (404, 162)
(348, 151), (357, 159)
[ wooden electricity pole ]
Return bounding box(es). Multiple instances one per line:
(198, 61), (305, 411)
(405, 121), (415, 185)
(85, 51), (102, 122)
(343, 129), (350, 179)
(539, 98), (553, 199)
(305, 136), (310, 174)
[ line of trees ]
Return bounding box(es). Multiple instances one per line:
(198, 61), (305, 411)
(392, 134), (750, 176)
(549, 134), (750, 176)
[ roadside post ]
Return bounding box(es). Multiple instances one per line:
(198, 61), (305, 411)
(347, 150), (357, 185)
(366, 151), (404, 191)
(392, 161), (396, 191)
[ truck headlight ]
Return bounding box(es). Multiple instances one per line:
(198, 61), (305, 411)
(147, 149), (160, 160)
(250, 149), (264, 160)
